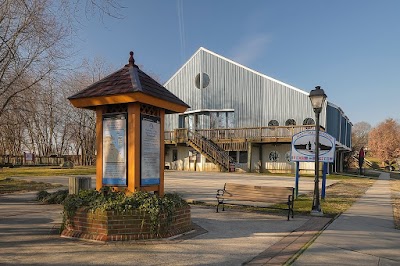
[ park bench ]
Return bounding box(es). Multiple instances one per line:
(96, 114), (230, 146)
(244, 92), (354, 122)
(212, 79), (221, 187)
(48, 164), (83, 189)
(216, 183), (295, 220)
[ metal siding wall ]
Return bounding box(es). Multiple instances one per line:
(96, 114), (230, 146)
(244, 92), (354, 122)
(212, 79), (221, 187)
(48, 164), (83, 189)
(326, 103), (352, 150)
(341, 117), (347, 145)
(164, 52), (202, 131)
(201, 50), (320, 128)
(326, 105), (340, 141)
(347, 121), (352, 147)
(165, 48), (327, 130)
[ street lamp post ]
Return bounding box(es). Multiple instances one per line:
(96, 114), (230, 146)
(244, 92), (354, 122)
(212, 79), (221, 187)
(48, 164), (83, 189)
(309, 86), (327, 216)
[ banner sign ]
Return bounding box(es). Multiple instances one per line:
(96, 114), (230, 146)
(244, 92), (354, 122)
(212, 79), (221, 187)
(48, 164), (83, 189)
(291, 130), (336, 162)
(102, 113), (127, 186)
(141, 114), (161, 186)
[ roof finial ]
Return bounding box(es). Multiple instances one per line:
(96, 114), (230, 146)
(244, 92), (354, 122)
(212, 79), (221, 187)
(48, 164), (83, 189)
(129, 51), (135, 66)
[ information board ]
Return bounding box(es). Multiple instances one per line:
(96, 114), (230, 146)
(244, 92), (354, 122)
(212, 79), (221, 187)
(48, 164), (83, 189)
(141, 114), (161, 186)
(102, 113), (127, 186)
(291, 130), (336, 162)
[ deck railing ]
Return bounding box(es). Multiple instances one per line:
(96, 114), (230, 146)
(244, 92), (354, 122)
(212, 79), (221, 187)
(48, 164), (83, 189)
(165, 125), (319, 144)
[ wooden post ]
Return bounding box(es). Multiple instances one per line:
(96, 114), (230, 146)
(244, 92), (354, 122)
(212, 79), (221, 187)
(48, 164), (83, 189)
(159, 109), (165, 196)
(95, 106), (105, 191)
(127, 103), (141, 193)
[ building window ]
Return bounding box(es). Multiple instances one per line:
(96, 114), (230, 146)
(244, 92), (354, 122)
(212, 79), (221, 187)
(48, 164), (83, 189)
(303, 118), (315, 125)
(229, 151), (238, 163)
(285, 151), (291, 162)
(285, 119), (296, 126)
(268, 120), (279, 126)
(195, 73), (210, 89)
(269, 151), (279, 162)
(239, 151), (248, 163)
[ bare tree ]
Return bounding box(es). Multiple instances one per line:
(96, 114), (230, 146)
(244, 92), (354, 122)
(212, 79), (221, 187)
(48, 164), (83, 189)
(352, 121), (372, 151)
(60, 56), (113, 165)
(0, 0), (68, 120)
(368, 118), (400, 168)
(0, 0), (123, 161)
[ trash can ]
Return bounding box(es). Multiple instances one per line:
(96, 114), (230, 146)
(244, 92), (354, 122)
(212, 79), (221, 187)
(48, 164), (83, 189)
(69, 176), (91, 194)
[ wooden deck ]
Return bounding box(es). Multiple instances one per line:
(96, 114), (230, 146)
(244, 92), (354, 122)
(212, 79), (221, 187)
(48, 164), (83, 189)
(165, 125), (318, 146)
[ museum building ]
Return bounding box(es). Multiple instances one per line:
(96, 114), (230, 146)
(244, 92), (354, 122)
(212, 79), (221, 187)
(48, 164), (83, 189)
(163, 47), (352, 173)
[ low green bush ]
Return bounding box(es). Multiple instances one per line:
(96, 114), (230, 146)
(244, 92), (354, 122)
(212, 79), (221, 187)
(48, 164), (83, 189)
(37, 189), (68, 204)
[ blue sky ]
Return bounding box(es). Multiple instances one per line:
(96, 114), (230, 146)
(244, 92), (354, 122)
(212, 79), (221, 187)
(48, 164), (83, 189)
(71, 0), (400, 127)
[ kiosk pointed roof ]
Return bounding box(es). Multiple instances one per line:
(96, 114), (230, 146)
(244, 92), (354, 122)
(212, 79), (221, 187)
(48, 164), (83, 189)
(68, 51), (189, 113)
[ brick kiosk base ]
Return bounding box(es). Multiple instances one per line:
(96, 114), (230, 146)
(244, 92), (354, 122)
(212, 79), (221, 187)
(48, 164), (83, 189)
(61, 205), (191, 242)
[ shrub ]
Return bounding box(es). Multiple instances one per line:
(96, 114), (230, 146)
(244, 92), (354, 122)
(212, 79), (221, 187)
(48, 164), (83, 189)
(61, 189), (188, 234)
(37, 189), (68, 204)
(37, 190), (51, 201)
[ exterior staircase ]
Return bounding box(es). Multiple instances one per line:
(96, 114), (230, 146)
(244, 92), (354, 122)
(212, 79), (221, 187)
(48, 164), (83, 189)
(352, 155), (373, 167)
(187, 131), (232, 171)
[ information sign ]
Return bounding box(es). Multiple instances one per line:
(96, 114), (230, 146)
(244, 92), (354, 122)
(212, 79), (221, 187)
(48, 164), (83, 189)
(291, 130), (336, 162)
(102, 113), (127, 186)
(141, 114), (161, 186)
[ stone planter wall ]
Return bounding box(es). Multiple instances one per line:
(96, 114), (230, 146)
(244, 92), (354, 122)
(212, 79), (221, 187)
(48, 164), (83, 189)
(61, 205), (191, 242)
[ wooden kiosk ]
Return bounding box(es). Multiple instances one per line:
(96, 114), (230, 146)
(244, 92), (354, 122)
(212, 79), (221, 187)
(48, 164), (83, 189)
(68, 52), (189, 196)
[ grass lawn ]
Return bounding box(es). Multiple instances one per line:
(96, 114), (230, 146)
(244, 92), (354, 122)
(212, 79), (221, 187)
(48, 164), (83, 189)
(0, 166), (95, 194)
(218, 174), (376, 218)
(0, 166), (95, 180)
(293, 176), (375, 217)
(0, 178), (62, 194)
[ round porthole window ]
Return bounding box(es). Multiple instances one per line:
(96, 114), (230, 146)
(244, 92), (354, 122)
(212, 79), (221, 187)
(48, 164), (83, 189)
(269, 151), (279, 162)
(303, 118), (315, 125)
(285, 119), (296, 126)
(195, 73), (210, 89)
(268, 120), (279, 126)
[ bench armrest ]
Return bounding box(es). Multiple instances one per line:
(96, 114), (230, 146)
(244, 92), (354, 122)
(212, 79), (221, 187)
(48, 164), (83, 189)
(216, 189), (225, 198)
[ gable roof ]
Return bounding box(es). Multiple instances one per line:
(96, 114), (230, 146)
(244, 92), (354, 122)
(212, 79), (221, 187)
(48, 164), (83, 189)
(165, 47), (308, 96)
(68, 53), (189, 113)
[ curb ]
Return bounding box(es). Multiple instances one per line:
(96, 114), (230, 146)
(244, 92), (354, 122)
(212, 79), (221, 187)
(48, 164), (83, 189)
(244, 216), (333, 266)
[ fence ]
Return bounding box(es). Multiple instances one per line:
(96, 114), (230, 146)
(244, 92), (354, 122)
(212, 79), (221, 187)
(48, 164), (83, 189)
(0, 155), (65, 167)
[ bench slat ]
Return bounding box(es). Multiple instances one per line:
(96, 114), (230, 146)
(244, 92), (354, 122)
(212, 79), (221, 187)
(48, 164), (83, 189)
(216, 182), (295, 220)
(218, 183), (292, 202)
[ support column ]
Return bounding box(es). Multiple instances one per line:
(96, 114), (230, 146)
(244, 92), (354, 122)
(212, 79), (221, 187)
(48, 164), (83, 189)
(95, 106), (105, 191)
(159, 109), (165, 196)
(339, 152), (344, 172)
(247, 143), (252, 172)
(295, 161), (300, 198)
(259, 144), (263, 173)
(322, 162), (327, 199)
(127, 103), (141, 193)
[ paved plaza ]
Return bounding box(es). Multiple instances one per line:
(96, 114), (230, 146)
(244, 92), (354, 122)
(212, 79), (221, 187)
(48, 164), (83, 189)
(1, 171), (399, 265)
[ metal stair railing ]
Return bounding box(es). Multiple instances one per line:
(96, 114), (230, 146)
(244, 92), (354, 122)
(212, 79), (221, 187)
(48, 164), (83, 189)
(187, 130), (231, 170)
(352, 155), (373, 167)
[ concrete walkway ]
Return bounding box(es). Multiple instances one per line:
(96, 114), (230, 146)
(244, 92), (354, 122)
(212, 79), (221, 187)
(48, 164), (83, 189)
(293, 172), (400, 266)
(3, 171), (399, 265)
(0, 172), (327, 266)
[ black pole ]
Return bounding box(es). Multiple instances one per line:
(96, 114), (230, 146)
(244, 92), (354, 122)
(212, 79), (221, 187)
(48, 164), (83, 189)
(311, 110), (321, 213)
